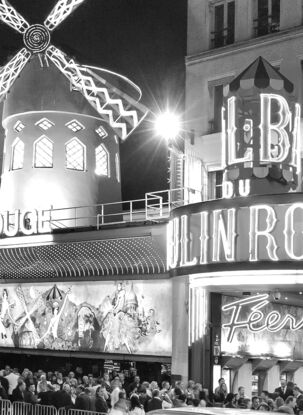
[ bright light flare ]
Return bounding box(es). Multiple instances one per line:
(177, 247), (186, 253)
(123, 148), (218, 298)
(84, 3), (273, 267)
(154, 111), (181, 140)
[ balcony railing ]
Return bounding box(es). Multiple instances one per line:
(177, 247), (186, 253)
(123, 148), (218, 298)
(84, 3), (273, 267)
(211, 27), (234, 48)
(253, 16), (280, 37)
(3, 187), (203, 236)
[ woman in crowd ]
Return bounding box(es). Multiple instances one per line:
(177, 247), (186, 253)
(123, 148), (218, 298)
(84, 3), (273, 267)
(129, 395), (145, 415)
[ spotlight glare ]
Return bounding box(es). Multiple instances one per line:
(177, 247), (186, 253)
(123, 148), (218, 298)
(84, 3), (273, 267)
(154, 111), (180, 141)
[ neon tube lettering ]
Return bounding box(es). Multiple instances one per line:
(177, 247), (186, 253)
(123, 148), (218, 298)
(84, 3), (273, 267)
(199, 211), (209, 264)
(260, 93), (291, 163)
(284, 203), (303, 260)
(227, 96), (252, 165)
(249, 205), (278, 261)
(180, 214), (197, 267)
(212, 208), (236, 262)
(222, 294), (303, 342)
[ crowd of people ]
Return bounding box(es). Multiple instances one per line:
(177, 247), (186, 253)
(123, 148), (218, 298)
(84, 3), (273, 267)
(212, 378), (303, 414)
(0, 366), (302, 414)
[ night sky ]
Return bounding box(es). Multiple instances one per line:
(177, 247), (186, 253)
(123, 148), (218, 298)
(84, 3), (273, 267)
(0, 0), (187, 200)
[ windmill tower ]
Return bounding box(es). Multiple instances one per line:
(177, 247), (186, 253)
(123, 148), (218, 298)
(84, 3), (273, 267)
(0, 0), (147, 224)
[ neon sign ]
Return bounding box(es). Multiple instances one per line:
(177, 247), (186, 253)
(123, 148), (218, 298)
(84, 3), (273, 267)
(0, 209), (50, 237)
(222, 92), (300, 198)
(167, 194), (303, 269)
(222, 293), (303, 343)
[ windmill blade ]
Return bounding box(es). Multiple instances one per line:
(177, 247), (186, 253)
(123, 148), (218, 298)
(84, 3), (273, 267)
(0, 0), (30, 33)
(0, 48), (31, 103)
(46, 45), (148, 140)
(44, 0), (86, 31)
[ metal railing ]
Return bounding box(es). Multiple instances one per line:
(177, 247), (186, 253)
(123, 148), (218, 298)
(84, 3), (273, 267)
(4, 187), (202, 236)
(1, 401), (108, 415)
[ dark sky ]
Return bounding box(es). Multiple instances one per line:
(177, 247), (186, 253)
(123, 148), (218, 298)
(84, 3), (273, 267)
(0, 0), (187, 200)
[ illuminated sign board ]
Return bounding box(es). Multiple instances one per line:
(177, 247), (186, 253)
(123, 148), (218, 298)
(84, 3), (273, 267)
(168, 194), (303, 270)
(221, 294), (303, 360)
(0, 280), (172, 356)
(222, 92), (300, 197)
(0, 209), (51, 237)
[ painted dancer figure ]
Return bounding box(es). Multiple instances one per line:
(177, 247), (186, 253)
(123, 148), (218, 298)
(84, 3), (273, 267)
(41, 288), (70, 341)
(0, 289), (15, 340)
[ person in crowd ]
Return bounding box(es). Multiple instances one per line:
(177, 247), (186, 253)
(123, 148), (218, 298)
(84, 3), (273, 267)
(110, 391), (128, 415)
(95, 385), (109, 413)
(261, 390), (270, 403)
(192, 383), (203, 400)
(238, 386), (246, 399)
(56, 372), (64, 389)
(75, 386), (92, 411)
(214, 378), (227, 403)
(171, 387), (183, 407)
(186, 380), (195, 400)
(138, 386), (151, 412)
(5, 367), (20, 399)
(0, 379), (8, 401)
(38, 383), (55, 406)
(52, 383), (73, 410)
(251, 396), (260, 410)
(278, 396), (297, 414)
(146, 389), (163, 412)
(293, 386), (303, 414)
(224, 392), (236, 408)
(11, 379), (26, 402)
(129, 394), (145, 415)
(257, 402), (270, 411)
(275, 397), (285, 410)
(24, 384), (39, 405)
(111, 379), (122, 408)
(276, 380), (294, 401)
(237, 397), (251, 409)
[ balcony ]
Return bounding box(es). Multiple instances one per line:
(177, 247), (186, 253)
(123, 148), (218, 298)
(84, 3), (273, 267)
(253, 16), (280, 37)
(211, 28), (234, 49)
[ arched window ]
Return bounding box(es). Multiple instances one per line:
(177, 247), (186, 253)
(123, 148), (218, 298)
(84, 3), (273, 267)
(65, 138), (86, 171)
(95, 144), (109, 176)
(34, 136), (53, 168)
(11, 138), (24, 170)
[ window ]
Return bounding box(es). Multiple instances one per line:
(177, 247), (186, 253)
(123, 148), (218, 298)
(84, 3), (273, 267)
(36, 118), (54, 131)
(211, 1), (235, 48)
(115, 153), (120, 182)
(11, 138), (24, 170)
(65, 138), (86, 171)
(14, 120), (25, 133)
(95, 144), (109, 176)
(34, 136), (53, 168)
(254, 0), (280, 37)
(209, 170), (223, 199)
(96, 125), (108, 139)
(66, 119), (85, 132)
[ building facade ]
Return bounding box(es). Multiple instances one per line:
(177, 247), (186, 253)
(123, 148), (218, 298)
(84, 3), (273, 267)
(175, 0), (303, 397)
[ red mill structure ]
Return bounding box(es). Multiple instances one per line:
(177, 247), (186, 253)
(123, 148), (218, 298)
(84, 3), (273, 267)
(0, 0), (173, 378)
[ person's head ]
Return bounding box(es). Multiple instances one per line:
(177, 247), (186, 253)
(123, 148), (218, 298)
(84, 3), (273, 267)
(82, 376), (88, 385)
(188, 380), (195, 389)
(88, 374), (94, 384)
(118, 373), (125, 383)
(285, 396), (296, 408)
(252, 396), (260, 408)
(118, 391), (126, 400)
(225, 393), (235, 404)
(218, 377), (225, 386)
(134, 375), (140, 384)
(152, 389), (160, 398)
(174, 387), (182, 398)
(18, 380), (26, 392)
(162, 381), (170, 391)
(130, 395), (141, 410)
(63, 384), (71, 394)
(192, 398), (200, 407)
(28, 384), (36, 393)
(287, 381), (295, 391)
(103, 373), (110, 381)
(150, 381), (158, 391)
(257, 403), (269, 411)
(68, 371), (75, 379)
(275, 397), (284, 409)
(267, 399), (274, 411)
(293, 386), (301, 398)
(179, 394), (187, 403)
(238, 386), (245, 396)
(280, 379), (287, 388)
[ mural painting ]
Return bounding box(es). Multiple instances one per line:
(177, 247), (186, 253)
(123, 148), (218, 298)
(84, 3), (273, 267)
(0, 280), (172, 356)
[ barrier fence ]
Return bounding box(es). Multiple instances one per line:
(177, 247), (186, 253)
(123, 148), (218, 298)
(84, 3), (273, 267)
(0, 401), (107, 415)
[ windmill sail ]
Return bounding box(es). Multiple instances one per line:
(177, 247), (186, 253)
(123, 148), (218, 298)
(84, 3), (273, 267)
(44, 0), (87, 31)
(46, 45), (148, 140)
(0, 0), (29, 33)
(0, 48), (31, 103)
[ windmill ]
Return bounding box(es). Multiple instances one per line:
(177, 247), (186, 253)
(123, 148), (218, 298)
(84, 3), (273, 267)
(0, 0), (148, 140)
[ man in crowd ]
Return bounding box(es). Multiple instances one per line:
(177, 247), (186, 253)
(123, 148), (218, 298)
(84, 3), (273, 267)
(275, 379), (294, 401)
(278, 396), (297, 414)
